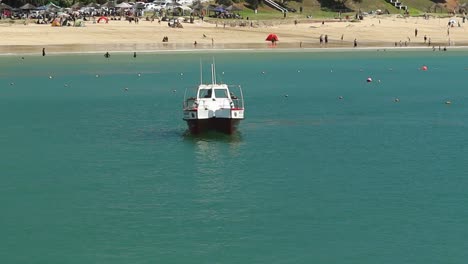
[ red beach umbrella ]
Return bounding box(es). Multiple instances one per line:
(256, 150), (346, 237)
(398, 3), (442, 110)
(266, 33), (279, 42)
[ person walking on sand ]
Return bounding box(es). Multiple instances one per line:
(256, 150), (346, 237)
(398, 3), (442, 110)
(354, 39), (357, 47)
(324, 35), (328, 45)
(319, 35), (323, 45)
(424, 35), (427, 43)
(415, 28), (418, 37)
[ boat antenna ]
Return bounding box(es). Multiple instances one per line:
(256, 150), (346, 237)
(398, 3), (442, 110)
(199, 59), (203, 85)
(212, 58), (217, 84)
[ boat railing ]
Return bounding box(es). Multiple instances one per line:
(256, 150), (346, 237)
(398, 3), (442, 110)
(228, 85), (244, 109)
(231, 98), (243, 109)
(184, 97), (197, 110)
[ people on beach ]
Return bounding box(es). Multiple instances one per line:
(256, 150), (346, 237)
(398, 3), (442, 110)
(353, 39), (357, 47)
(319, 35), (323, 45)
(324, 35), (328, 45)
(424, 35), (427, 43)
(271, 39), (277, 46)
(415, 28), (418, 37)
(42, 48), (46, 56)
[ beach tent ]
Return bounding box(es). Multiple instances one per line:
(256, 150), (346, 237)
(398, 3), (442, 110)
(87, 2), (100, 8)
(70, 2), (83, 9)
(51, 18), (61, 26)
(0, 3), (13, 10)
(101, 1), (116, 8)
(37, 2), (60, 11)
(214, 6), (225, 12)
(116, 2), (131, 8)
(191, 2), (205, 11)
(20, 3), (37, 10)
(74, 19), (84, 27)
(46, 2), (61, 9)
(266, 33), (279, 42)
(226, 5), (242, 11)
(97, 16), (109, 23)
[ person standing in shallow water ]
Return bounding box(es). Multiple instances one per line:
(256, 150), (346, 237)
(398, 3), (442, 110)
(42, 48), (46, 56)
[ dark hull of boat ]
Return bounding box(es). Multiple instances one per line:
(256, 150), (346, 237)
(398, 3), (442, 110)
(186, 118), (241, 134)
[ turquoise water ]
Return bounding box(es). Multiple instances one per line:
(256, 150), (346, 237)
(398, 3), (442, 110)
(1, 50), (468, 263)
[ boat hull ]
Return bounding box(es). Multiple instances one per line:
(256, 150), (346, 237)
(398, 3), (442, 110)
(185, 118), (241, 134)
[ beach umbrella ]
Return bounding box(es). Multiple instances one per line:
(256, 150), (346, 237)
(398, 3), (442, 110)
(20, 3), (37, 10)
(266, 33), (279, 42)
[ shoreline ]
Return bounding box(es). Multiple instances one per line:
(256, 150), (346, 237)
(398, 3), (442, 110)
(1, 44), (466, 56)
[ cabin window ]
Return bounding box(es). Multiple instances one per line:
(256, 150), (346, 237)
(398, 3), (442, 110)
(199, 89), (212, 98)
(214, 89), (228, 98)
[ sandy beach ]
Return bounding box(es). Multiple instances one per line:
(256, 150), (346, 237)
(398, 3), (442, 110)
(1, 15), (467, 54)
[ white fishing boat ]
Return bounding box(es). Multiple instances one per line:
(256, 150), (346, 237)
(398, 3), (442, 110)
(183, 63), (245, 134)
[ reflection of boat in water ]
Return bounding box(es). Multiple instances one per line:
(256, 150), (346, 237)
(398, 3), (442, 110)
(183, 63), (245, 134)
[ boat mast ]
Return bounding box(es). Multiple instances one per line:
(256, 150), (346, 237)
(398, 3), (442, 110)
(211, 58), (217, 85)
(211, 64), (217, 85)
(199, 59), (203, 85)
